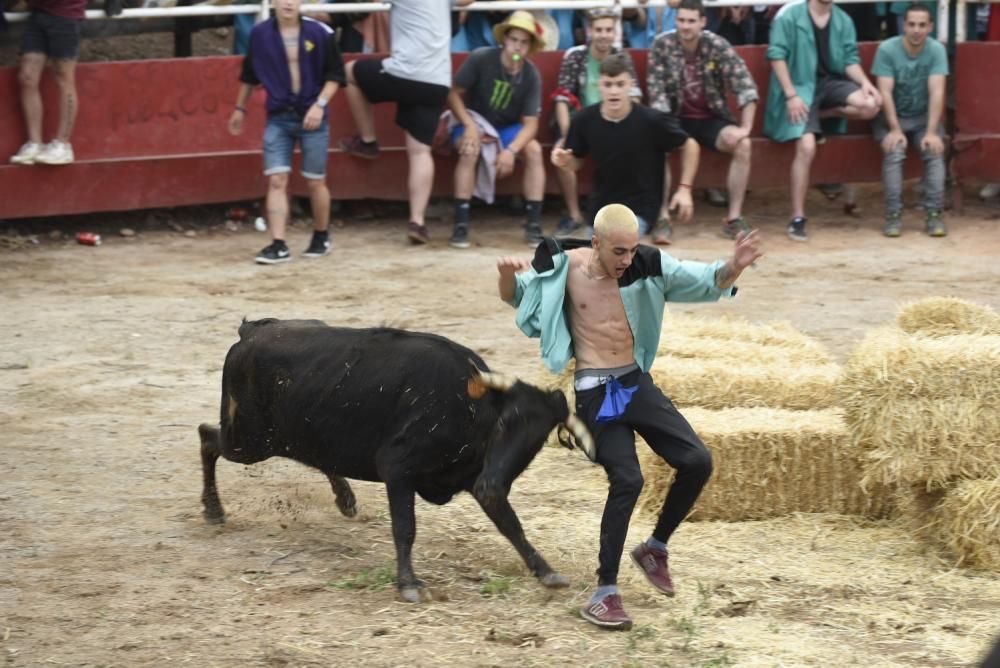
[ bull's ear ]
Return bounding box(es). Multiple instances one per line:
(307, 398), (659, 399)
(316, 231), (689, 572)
(467, 376), (488, 400)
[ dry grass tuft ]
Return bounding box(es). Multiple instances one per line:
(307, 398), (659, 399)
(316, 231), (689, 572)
(896, 297), (1000, 337)
(839, 327), (1000, 488)
(636, 407), (895, 521)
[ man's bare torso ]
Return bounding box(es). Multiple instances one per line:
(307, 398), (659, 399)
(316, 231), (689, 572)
(565, 248), (635, 370)
(281, 27), (301, 94)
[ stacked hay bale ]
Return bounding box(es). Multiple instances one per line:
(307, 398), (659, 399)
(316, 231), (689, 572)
(839, 297), (1000, 570)
(651, 315), (841, 410)
(636, 407), (895, 521)
(635, 314), (893, 521)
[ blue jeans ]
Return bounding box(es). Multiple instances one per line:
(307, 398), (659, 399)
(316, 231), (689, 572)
(262, 110), (329, 180)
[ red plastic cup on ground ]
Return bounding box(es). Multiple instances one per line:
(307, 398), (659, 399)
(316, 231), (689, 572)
(76, 232), (102, 246)
(226, 207), (249, 221)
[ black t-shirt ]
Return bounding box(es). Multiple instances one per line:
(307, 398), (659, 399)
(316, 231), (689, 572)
(813, 17), (832, 80)
(454, 47), (542, 129)
(565, 104), (688, 225)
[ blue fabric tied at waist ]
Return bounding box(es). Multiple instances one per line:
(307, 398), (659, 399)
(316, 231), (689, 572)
(595, 376), (638, 423)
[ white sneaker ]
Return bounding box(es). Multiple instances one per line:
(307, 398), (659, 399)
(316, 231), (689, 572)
(980, 183), (1000, 200)
(35, 140), (75, 166)
(10, 141), (42, 165)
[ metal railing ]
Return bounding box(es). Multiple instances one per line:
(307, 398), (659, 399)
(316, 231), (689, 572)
(4, 0), (994, 43)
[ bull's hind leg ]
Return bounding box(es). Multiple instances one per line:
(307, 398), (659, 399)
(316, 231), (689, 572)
(322, 471), (358, 518)
(198, 423), (226, 524)
(471, 483), (568, 589)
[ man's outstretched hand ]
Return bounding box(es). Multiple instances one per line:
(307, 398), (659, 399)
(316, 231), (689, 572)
(497, 256), (532, 277)
(733, 229), (763, 270)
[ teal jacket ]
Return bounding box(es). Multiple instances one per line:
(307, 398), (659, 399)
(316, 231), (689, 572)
(509, 239), (736, 374)
(764, 2), (860, 142)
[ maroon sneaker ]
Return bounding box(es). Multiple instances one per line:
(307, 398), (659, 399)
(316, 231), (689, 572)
(580, 593), (633, 630)
(407, 221), (430, 245)
(630, 542), (675, 597)
(339, 134), (380, 160)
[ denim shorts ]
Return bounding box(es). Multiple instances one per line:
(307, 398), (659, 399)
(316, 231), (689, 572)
(450, 122), (522, 150)
(262, 110), (329, 179)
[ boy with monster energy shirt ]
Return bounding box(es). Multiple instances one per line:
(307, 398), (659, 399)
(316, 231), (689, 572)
(447, 11), (546, 248)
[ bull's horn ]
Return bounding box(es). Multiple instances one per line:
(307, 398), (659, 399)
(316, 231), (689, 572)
(565, 414), (596, 462)
(477, 371), (517, 392)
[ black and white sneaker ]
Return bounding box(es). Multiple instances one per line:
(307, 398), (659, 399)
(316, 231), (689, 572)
(786, 217), (808, 242)
(256, 241), (291, 264)
(449, 222), (470, 249)
(302, 233), (331, 257)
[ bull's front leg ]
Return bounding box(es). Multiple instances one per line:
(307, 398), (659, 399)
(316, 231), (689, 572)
(385, 481), (424, 602)
(471, 481), (568, 589)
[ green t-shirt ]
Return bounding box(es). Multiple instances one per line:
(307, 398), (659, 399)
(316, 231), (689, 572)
(582, 53), (602, 107)
(872, 36), (949, 118)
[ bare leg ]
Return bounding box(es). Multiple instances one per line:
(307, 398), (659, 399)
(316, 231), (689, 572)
(659, 154), (673, 220)
(453, 149), (478, 201)
(819, 89), (880, 122)
(50, 58), (78, 143)
(521, 140), (545, 201)
(406, 132), (434, 226)
(305, 178), (330, 232)
(17, 53), (46, 144)
(266, 173), (290, 240)
(716, 128), (751, 221)
(556, 166), (582, 221)
(344, 61), (376, 142)
(790, 134), (817, 219)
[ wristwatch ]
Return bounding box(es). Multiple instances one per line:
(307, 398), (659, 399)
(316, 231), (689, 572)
(315, 98), (328, 109)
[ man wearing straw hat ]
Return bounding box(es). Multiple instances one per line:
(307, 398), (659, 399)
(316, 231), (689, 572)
(497, 204), (762, 630)
(447, 10), (547, 249)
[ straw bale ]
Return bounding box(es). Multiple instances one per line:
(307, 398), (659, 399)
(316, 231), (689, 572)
(636, 407), (895, 521)
(937, 477), (1000, 571)
(650, 356), (841, 410)
(661, 313), (832, 361)
(896, 297), (1000, 338)
(839, 327), (1000, 487)
(892, 483), (947, 544)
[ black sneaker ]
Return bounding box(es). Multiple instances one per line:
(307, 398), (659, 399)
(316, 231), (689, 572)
(722, 217), (751, 240)
(449, 222), (470, 249)
(255, 241), (291, 264)
(882, 212), (902, 238)
(925, 210), (947, 237)
(302, 233), (331, 257)
(524, 221), (544, 247)
(554, 216), (583, 238)
(786, 217), (808, 242)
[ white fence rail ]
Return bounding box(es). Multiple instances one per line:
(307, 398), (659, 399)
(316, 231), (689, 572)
(4, 0), (993, 43)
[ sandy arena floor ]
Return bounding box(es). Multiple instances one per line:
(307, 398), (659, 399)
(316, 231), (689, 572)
(3, 188), (1000, 667)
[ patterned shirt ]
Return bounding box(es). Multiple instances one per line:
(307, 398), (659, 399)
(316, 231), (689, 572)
(648, 30), (758, 123)
(552, 45), (642, 109)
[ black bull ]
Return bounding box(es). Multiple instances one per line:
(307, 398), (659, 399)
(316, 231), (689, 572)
(199, 319), (595, 601)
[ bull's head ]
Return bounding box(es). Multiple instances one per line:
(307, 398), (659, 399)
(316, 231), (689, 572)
(471, 372), (595, 502)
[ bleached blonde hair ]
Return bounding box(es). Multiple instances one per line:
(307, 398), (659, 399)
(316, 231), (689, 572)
(594, 204), (639, 238)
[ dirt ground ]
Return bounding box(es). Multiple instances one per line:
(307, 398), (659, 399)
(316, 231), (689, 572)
(3, 188), (1000, 668)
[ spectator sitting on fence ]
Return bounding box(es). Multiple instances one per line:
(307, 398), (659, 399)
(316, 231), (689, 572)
(764, 0), (882, 242)
(445, 10), (546, 249)
(228, 0), (344, 264)
(339, 0), (472, 245)
(872, 3), (949, 238)
(550, 7), (643, 239)
(9, 0), (120, 166)
(648, 0), (759, 243)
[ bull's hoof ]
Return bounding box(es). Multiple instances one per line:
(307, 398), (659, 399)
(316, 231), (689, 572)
(336, 496), (358, 518)
(539, 572), (569, 589)
(396, 586), (426, 603)
(203, 509), (226, 525)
